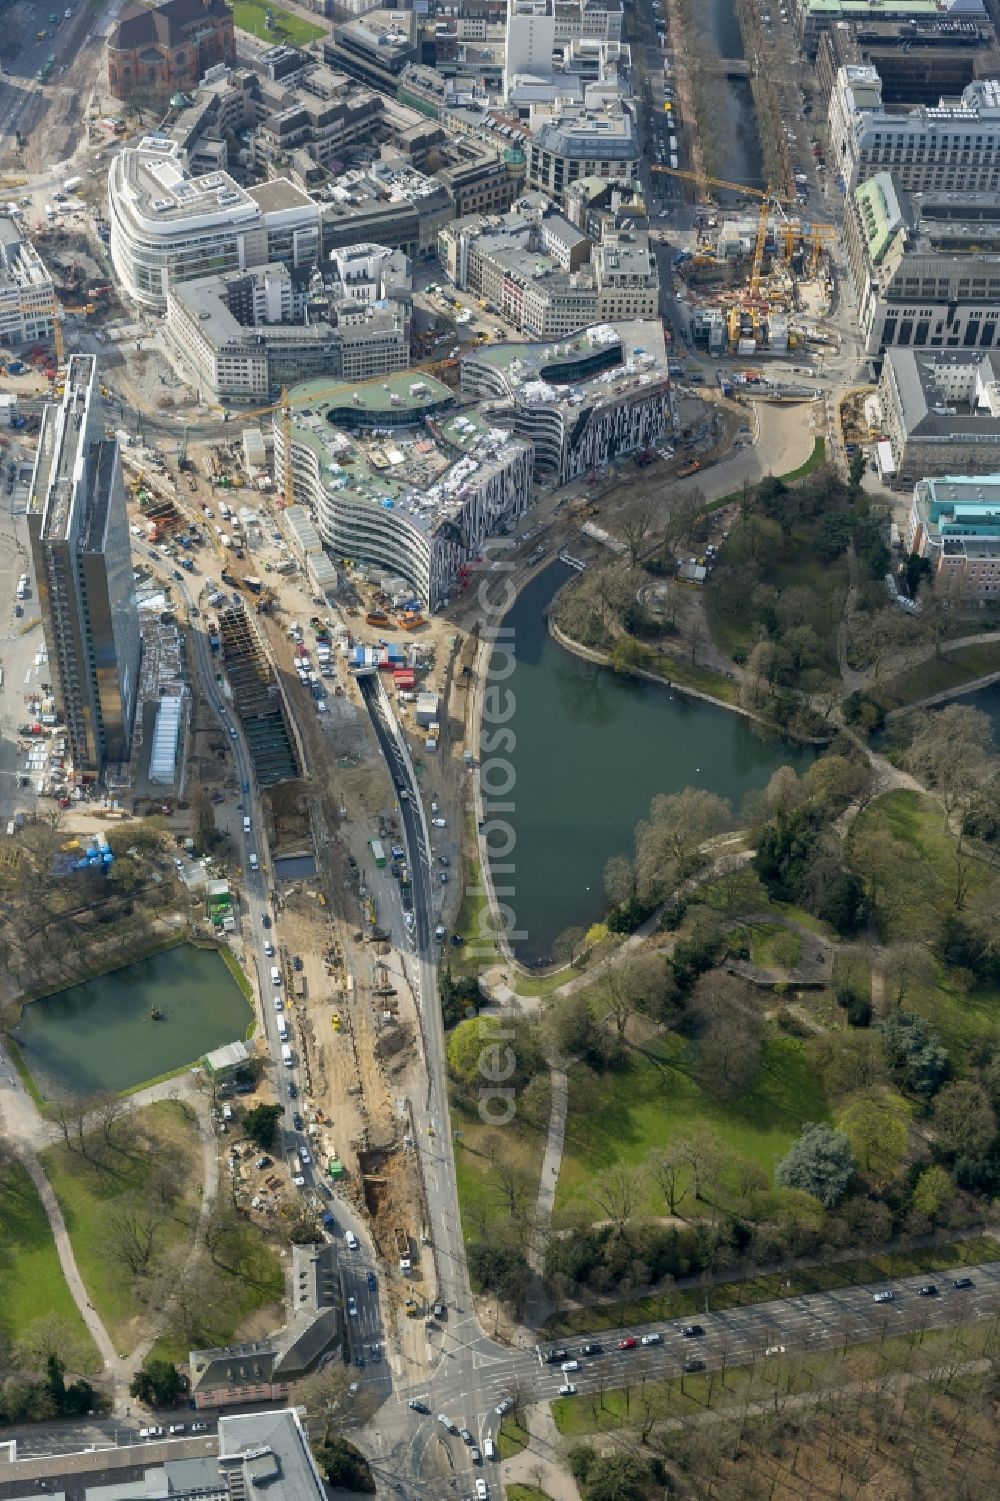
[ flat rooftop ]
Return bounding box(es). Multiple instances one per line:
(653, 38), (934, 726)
(290, 370), (452, 417)
(115, 137), (257, 223)
(287, 378), (529, 537)
(468, 319), (668, 401)
(247, 179), (314, 215)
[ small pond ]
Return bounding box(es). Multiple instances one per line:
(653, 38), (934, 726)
(13, 945), (253, 1100)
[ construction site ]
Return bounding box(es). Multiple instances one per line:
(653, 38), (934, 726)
(654, 165), (838, 357)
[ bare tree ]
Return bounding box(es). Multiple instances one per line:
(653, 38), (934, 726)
(615, 498), (655, 567)
(106, 1200), (161, 1277)
(648, 1144), (688, 1215)
(587, 1163), (646, 1236)
(678, 1128), (723, 1202)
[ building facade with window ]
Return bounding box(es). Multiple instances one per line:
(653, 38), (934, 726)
(845, 171), (1000, 353)
(26, 357), (140, 776)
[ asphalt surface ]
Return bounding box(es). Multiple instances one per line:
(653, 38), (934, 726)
(134, 546), (389, 1378)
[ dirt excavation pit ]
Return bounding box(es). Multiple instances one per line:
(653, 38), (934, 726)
(358, 1146), (425, 1273)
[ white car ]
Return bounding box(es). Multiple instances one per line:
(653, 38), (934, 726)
(347, 1296), (358, 1316)
(274, 997), (284, 1011)
(299, 1145), (311, 1165)
(345, 1230), (358, 1250)
(291, 1174), (305, 1187)
(561, 1359), (580, 1372)
(431, 816), (447, 828)
(558, 1383), (577, 1396)
(475, 1482), (488, 1501)
(495, 1397), (513, 1416)
(263, 940), (274, 957)
(641, 1332), (662, 1346)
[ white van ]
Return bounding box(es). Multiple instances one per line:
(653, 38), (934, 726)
(281, 1043), (293, 1066)
(243, 816), (251, 833)
(483, 1439), (497, 1462)
(270, 966), (281, 987)
(249, 853), (258, 871)
(277, 1016), (288, 1042)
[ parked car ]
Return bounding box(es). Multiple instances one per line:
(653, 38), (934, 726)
(581, 1342), (603, 1356)
(558, 1383), (578, 1396)
(347, 1296), (358, 1316)
(641, 1333), (662, 1346)
(953, 1277), (974, 1289)
(682, 1325), (705, 1338)
(545, 1348), (568, 1364)
(618, 1337), (637, 1350)
(873, 1291), (893, 1304)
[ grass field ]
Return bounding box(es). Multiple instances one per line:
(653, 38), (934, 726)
(453, 1094), (549, 1247)
(849, 789), (1000, 1057)
(554, 1033), (826, 1224)
(40, 1101), (204, 1351)
(41, 1100), (283, 1357)
(749, 922), (801, 971)
(878, 639), (1000, 710)
(831, 947), (871, 1003)
(507, 1488), (551, 1501)
(498, 1415), (531, 1458)
(543, 1235), (994, 1337)
(230, 1), (324, 44)
(148, 1224), (284, 1365)
(0, 1162), (100, 1370)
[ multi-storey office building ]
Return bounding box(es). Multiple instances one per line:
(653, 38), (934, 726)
(877, 347), (1000, 480)
(829, 66), (1000, 194)
(165, 261), (410, 402)
(274, 374), (532, 608)
(907, 472), (1000, 599)
(845, 171), (1000, 353)
(460, 319), (669, 483)
(0, 220), (55, 347)
(109, 137), (320, 307)
(26, 357), (141, 776)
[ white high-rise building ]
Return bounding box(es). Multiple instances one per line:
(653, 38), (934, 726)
(504, 0), (556, 99)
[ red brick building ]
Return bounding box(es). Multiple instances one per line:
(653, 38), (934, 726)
(107, 0), (235, 105)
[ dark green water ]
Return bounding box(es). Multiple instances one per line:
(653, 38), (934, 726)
(487, 565), (815, 964)
(14, 945), (253, 1099)
(953, 684), (1000, 743)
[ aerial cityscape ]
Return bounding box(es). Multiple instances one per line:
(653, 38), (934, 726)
(2, 0), (1000, 1498)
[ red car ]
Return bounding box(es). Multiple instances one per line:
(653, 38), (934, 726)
(618, 1337), (637, 1351)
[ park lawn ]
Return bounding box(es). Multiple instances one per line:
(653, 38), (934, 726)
(452, 1093), (549, 1248)
(831, 948), (871, 1004)
(554, 1033), (826, 1225)
(507, 1488), (552, 1501)
(0, 1162), (100, 1371)
(230, 1), (325, 44)
(39, 1100), (202, 1353)
(855, 788), (996, 926)
(749, 922), (801, 971)
(498, 1415), (530, 1458)
(148, 1229), (284, 1365)
(511, 967), (575, 998)
(877, 638), (1000, 710)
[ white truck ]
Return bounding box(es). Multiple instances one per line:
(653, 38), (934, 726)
(281, 1043), (293, 1067)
